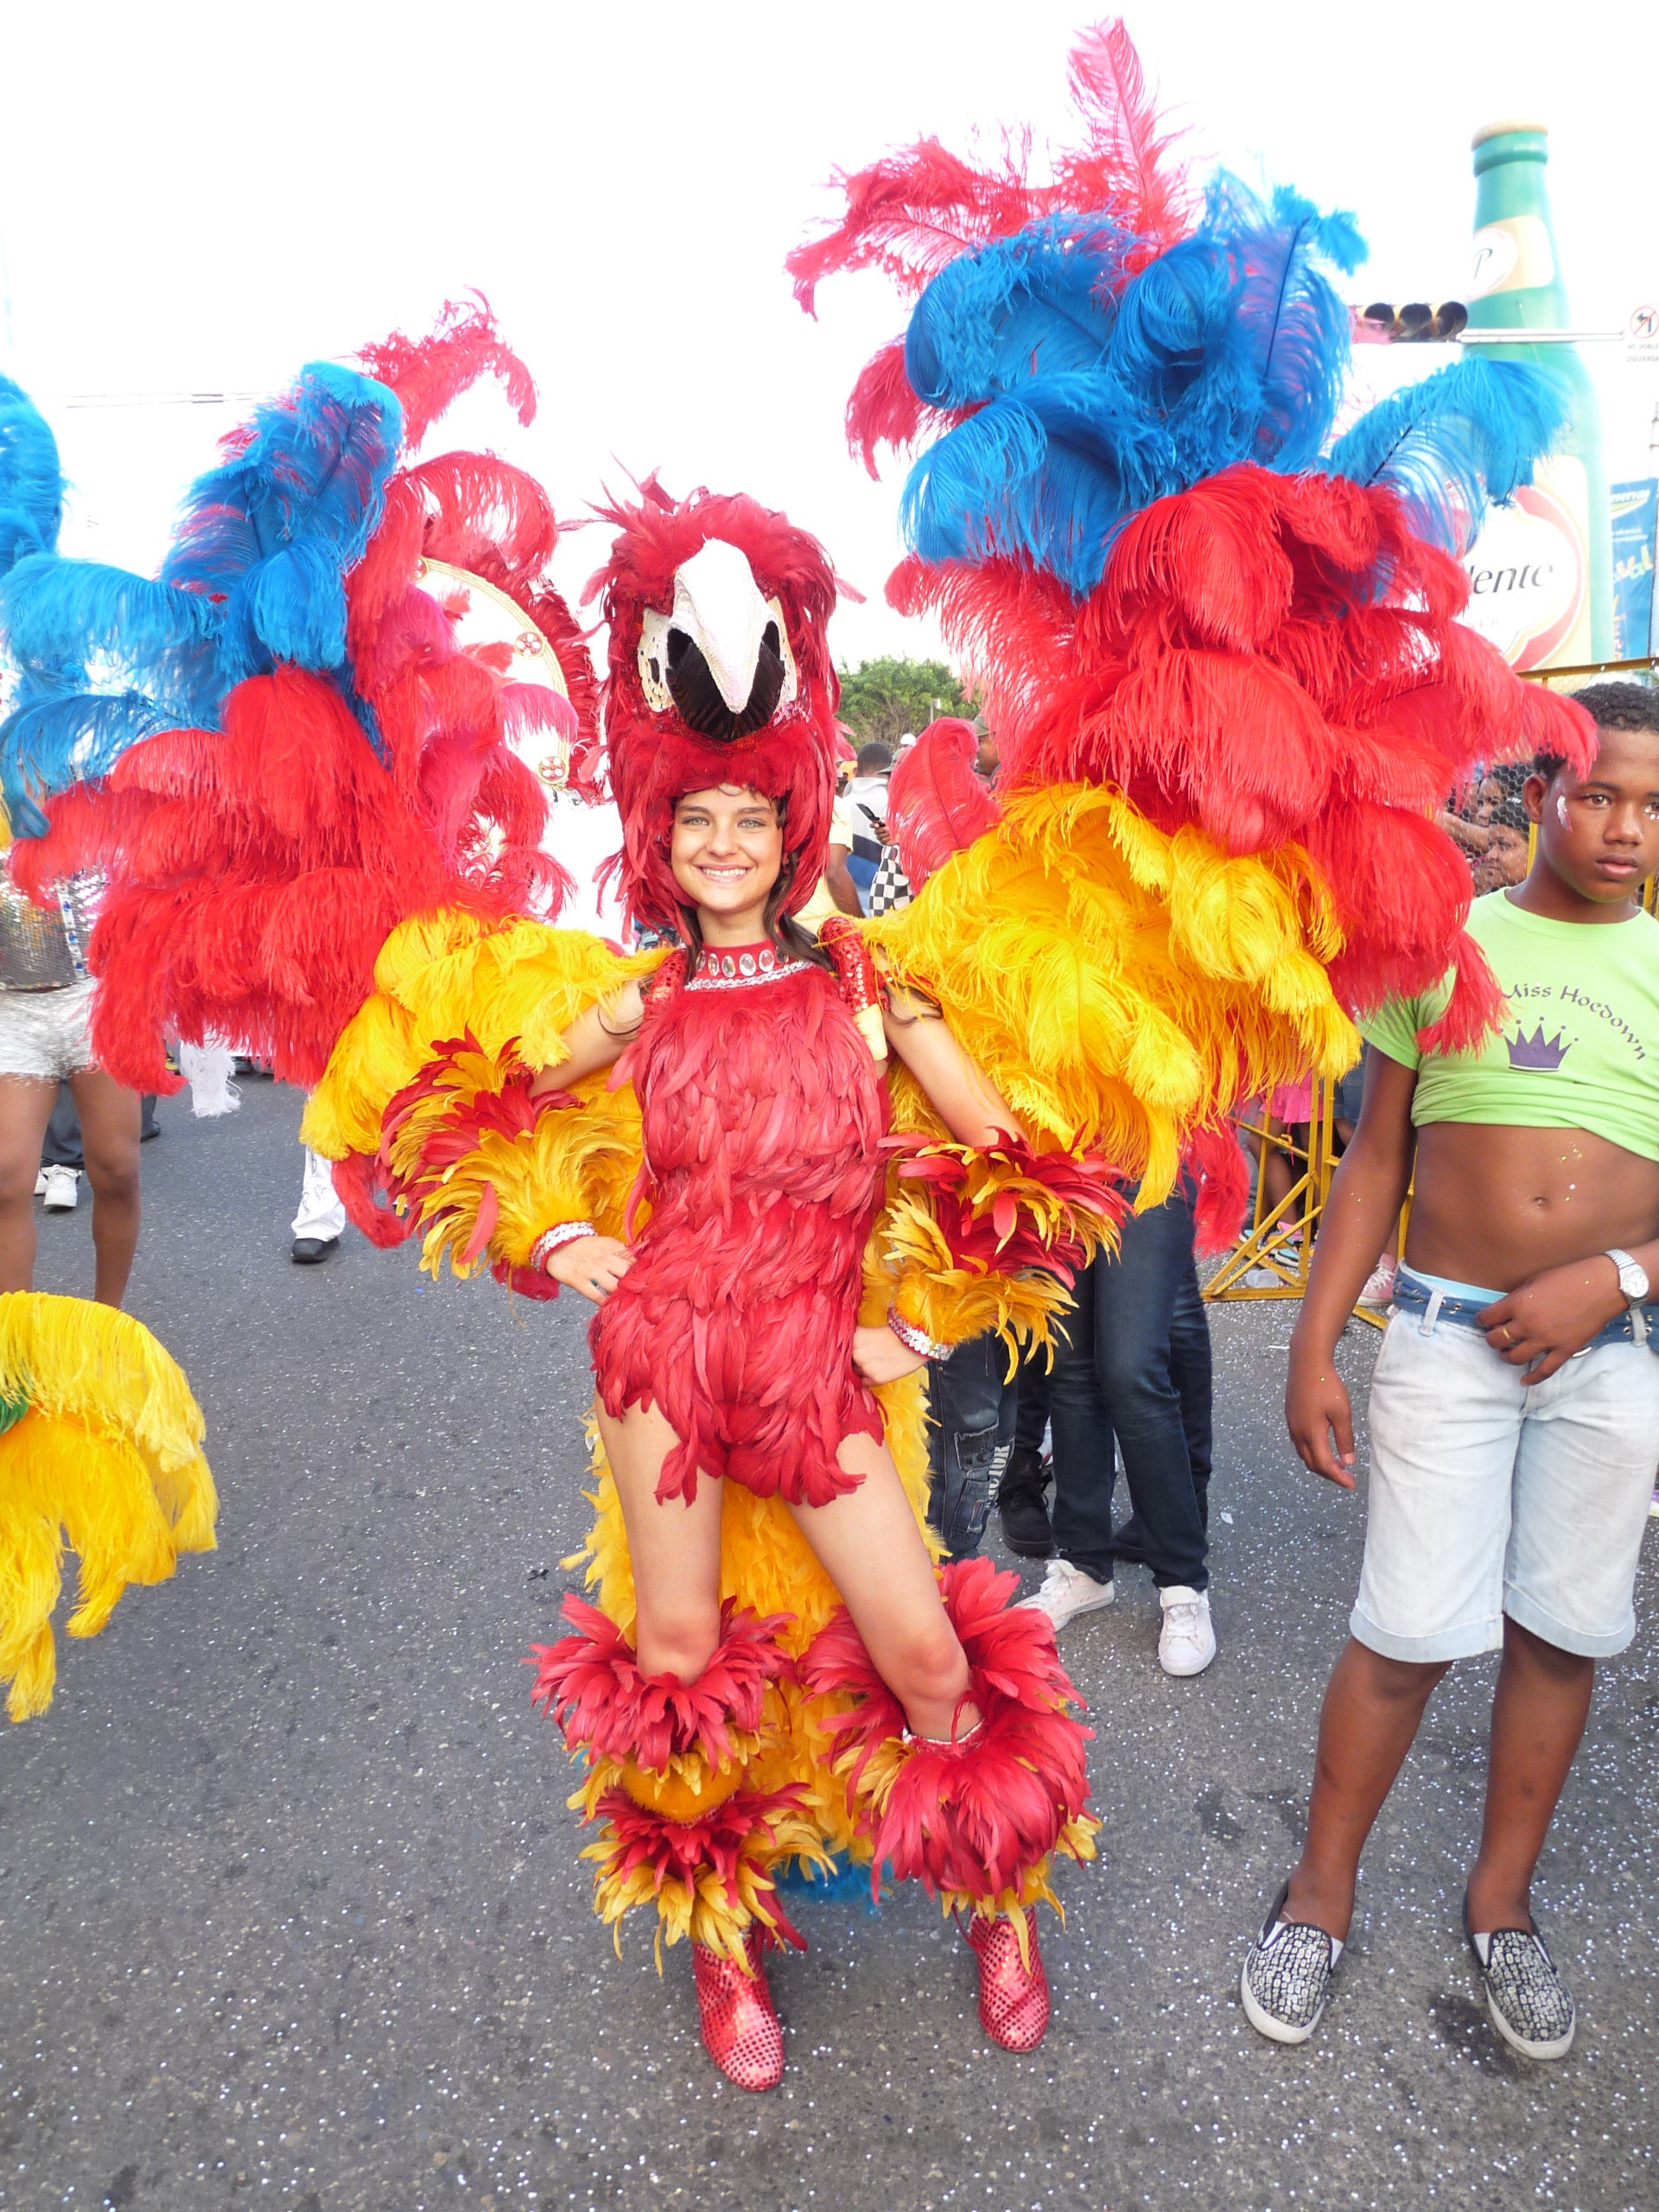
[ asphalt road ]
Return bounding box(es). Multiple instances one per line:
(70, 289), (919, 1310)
(3, 1078), (1656, 2212)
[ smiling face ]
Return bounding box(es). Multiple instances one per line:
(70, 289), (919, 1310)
(1525, 724), (1659, 912)
(669, 785), (785, 938)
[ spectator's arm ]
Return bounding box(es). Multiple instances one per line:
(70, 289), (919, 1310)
(823, 841), (863, 917)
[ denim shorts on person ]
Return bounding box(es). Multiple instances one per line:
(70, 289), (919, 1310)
(1353, 1284), (1659, 1663)
(0, 977), (97, 1083)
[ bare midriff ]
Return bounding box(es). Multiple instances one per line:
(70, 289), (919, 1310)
(1404, 1122), (1659, 1291)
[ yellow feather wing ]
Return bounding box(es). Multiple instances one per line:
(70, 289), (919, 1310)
(865, 783), (1357, 1208)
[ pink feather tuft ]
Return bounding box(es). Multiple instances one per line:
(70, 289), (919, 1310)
(357, 295), (537, 452)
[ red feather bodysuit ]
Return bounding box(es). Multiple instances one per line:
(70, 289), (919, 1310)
(592, 946), (888, 1506)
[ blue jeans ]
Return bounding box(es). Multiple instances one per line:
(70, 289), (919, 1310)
(1048, 1183), (1212, 1591)
(926, 1332), (1019, 1560)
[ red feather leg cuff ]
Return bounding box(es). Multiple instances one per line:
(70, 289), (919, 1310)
(530, 1594), (796, 1775)
(801, 1557), (1097, 1917)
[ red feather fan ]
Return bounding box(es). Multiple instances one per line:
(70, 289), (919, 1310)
(28, 309), (601, 1094)
(894, 465), (1597, 1044)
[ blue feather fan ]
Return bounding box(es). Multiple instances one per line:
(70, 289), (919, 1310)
(0, 376), (64, 574)
(897, 175), (1367, 596)
(0, 363), (402, 814)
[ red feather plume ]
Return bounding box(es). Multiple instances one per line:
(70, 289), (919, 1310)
(884, 717), (1001, 888)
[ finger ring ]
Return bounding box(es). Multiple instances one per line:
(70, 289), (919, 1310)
(1501, 1324), (1515, 1344)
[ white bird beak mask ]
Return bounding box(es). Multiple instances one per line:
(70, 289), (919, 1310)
(638, 537), (798, 741)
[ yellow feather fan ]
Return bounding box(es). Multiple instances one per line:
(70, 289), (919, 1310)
(0, 1294), (214, 1721)
(303, 910), (664, 1161)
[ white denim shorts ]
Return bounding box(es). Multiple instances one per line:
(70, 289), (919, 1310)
(1354, 1297), (1659, 1662)
(0, 977), (97, 1083)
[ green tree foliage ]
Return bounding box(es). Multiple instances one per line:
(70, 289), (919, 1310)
(836, 657), (974, 750)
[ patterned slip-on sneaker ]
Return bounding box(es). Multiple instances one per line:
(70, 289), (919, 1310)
(1463, 1896), (1575, 2060)
(1239, 1883), (1344, 2045)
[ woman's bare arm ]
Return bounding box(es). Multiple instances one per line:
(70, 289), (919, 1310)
(527, 980), (645, 1100)
(881, 985), (1026, 1147)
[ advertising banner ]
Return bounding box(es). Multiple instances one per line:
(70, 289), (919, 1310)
(1610, 478), (1656, 659)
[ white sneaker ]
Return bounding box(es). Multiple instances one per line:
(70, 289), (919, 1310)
(40, 1165), (79, 1212)
(1020, 1558), (1115, 1631)
(1158, 1586), (1216, 1676)
(33, 1168), (48, 1197)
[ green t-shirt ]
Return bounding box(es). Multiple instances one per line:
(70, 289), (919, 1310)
(1360, 889), (1659, 1164)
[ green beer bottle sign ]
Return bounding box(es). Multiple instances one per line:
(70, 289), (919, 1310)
(1460, 119), (1611, 668)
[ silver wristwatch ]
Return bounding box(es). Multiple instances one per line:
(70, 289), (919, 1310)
(1605, 1248), (1650, 1305)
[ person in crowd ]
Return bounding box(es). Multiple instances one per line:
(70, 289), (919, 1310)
(1022, 1176), (1216, 1676)
(839, 742), (893, 912)
(291, 1146), (346, 1263)
(994, 1338), (1057, 1555)
(1472, 799), (1531, 895)
(925, 1332), (1018, 1560)
(37, 1084), (160, 1212)
(1241, 683), (1659, 2062)
(0, 870), (143, 1306)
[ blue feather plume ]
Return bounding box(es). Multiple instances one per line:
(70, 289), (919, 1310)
(0, 691), (175, 822)
(896, 175), (1367, 596)
(1323, 355), (1569, 555)
(0, 377), (64, 575)
(1, 554), (224, 723)
(905, 212), (1133, 408)
(160, 365), (400, 685)
(0, 363), (402, 815)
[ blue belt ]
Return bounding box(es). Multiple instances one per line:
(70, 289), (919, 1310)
(1390, 1271), (1657, 1354)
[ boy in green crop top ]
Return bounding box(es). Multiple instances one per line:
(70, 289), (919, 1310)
(1239, 683), (1659, 2061)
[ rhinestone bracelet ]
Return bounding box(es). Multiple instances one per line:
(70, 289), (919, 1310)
(886, 1306), (951, 1363)
(531, 1221), (599, 1274)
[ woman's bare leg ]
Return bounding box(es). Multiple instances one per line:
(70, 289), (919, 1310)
(595, 1398), (727, 1681)
(0, 1077), (60, 1294)
(788, 1430), (980, 1741)
(68, 1066), (142, 1307)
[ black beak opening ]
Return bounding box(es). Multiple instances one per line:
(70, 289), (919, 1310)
(664, 620), (786, 741)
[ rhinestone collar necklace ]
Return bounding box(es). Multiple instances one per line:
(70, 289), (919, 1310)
(683, 942), (804, 992)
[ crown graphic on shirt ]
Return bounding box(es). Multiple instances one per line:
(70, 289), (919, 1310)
(1506, 1024), (1572, 1071)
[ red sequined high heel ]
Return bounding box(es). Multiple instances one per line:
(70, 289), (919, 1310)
(691, 1924), (785, 2090)
(962, 1911), (1050, 2051)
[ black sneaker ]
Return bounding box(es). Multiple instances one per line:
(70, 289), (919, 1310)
(997, 1446), (1053, 1558)
(1463, 1895), (1575, 2059)
(1239, 1883), (1343, 2044)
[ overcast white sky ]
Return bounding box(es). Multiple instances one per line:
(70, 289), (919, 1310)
(2, 0), (1655, 671)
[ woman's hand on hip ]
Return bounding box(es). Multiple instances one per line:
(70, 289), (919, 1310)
(545, 1235), (634, 1305)
(853, 1322), (927, 1384)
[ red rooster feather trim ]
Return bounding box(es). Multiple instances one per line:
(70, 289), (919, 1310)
(802, 1557), (1097, 1918)
(531, 1595), (797, 1775)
